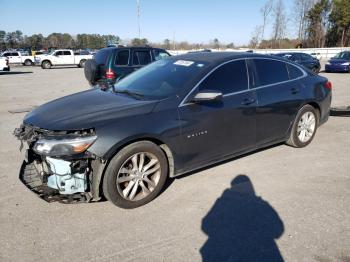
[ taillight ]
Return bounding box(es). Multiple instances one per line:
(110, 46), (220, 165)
(105, 69), (116, 79)
(324, 81), (332, 90)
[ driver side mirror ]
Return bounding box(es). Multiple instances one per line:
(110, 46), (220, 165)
(191, 90), (223, 103)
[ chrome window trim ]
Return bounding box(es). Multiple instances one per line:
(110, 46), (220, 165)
(179, 57), (307, 108)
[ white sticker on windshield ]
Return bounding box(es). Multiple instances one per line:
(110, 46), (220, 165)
(174, 60), (194, 67)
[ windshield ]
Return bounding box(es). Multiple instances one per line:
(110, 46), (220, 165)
(333, 52), (350, 59)
(114, 59), (208, 99)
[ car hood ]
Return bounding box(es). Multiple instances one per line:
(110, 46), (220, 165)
(24, 89), (158, 130)
(329, 58), (349, 64)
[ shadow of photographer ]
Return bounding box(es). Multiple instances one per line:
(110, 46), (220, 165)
(200, 175), (284, 262)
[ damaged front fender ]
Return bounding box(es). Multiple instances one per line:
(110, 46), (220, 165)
(14, 124), (107, 204)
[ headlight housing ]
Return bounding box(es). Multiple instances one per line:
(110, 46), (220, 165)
(341, 62), (350, 66)
(33, 135), (97, 156)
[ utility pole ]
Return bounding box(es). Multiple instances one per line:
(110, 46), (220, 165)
(137, 0), (141, 39)
(173, 31), (176, 50)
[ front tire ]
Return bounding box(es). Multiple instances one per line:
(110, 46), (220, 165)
(41, 61), (51, 69)
(103, 141), (168, 209)
(286, 105), (319, 148)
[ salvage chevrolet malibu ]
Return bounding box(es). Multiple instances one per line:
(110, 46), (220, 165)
(14, 52), (332, 208)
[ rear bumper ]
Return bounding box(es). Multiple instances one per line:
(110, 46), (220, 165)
(325, 64), (349, 72)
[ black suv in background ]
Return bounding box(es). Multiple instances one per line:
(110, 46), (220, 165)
(273, 52), (321, 74)
(84, 46), (170, 85)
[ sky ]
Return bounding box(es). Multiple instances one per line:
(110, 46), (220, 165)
(0, 0), (294, 45)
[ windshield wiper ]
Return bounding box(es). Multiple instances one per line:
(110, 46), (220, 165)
(114, 89), (145, 100)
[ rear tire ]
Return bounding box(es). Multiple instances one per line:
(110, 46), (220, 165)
(78, 59), (86, 68)
(103, 141), (168, 209)
(286, 105), (319, 148)
(312, 67), (320, 74)
(41, 61), (51, 69)
(24, 59), (32, 66)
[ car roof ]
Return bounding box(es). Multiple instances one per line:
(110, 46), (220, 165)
(102, 46), (166, 51)
(276, 52), (305, 55)
(166, 51), (268, 65)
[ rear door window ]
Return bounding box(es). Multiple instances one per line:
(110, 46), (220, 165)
(11, 52), (19, 56)
(63, 51), (71, 55)
(133, 50), (151, 65)
(253, 59), (289, 87)
(198, 60), (248, 95)
(132, 50), (152, 65)
(115, 50), (129, 66)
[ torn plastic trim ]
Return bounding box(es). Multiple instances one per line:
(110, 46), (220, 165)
(14, 124), (98, 159)
(19, 160), (92, 204)
(14, 124), (96, 143)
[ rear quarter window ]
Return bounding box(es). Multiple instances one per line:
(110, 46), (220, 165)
(94, 49), (110, 65)
(115, 50), (130, 66)
(253, 59), (289, 87)
(287, 64), (304, 79)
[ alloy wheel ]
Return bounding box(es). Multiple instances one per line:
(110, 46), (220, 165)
(116, 152), (161, 201)
(297, 111), (316, 143)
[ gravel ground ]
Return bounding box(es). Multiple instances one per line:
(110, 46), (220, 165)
(0, 63), (349, 262)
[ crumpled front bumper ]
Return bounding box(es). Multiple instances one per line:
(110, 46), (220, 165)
(14, 124), (105, 204)
(19, 160), (91, 204)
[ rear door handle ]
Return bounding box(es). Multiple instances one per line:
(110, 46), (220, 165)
(291, 88), (300, 94)
(241, 98), (256, 105)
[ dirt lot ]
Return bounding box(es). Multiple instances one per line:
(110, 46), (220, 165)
(0, 64), (349, 262)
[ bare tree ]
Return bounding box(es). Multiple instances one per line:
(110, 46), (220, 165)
(272, 0), (287, 48)
(293, 0), (314, 41)
(250, 26), (263, 48)
(260, 0), (274, 45)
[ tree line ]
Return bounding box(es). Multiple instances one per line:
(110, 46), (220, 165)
(0, 31), (121, 51)
(1, 0), (348, 52)
(250, 0), (350, 49)
(0, 29), (234, 51)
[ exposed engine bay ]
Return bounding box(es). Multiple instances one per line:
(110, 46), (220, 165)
(14, 124), (103, 204)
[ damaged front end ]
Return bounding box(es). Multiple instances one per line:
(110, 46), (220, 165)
(14, 124), (104, 204)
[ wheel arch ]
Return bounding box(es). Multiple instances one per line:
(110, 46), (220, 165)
(91, 136), (175, 201)
(41, 59), (52, 65)
(286, 101), (322, 140)
(305, 101), (321, 125)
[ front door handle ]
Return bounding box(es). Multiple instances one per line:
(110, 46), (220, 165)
(291, 87), (300, 94)
(241, 98), (256, 106)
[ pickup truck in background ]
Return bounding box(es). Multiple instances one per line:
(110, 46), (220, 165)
(35, 49), (93, 69)
(1, 51), (34, 66)
(0, 57), (10, 71)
